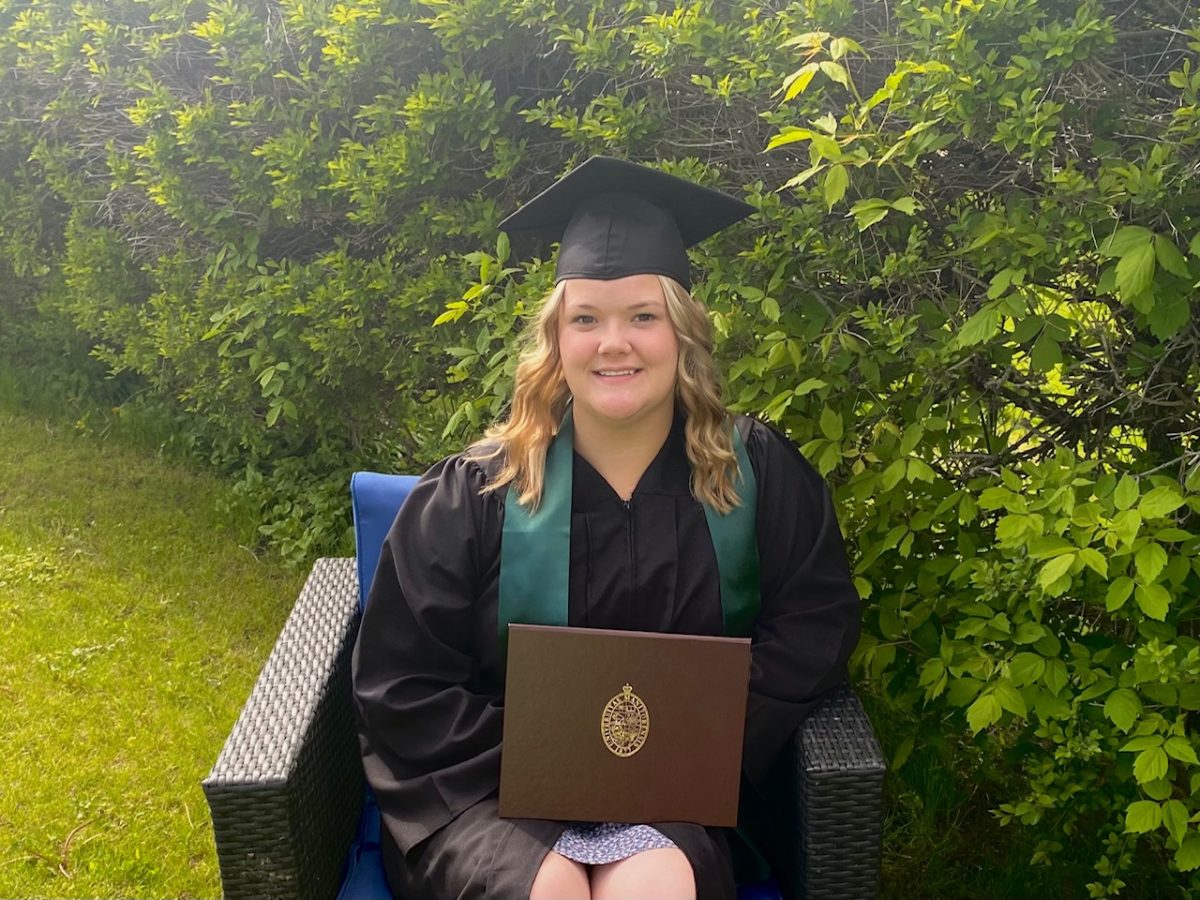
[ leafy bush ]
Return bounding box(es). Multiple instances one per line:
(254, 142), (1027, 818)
(2, 0), (1200, 892)
(732, 2), (1198, 893)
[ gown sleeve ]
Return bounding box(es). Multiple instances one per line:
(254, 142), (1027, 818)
(740, 418), (863, 786)
(351, 453), (504, 854)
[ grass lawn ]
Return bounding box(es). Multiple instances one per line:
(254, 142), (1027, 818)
(0, 409), (306, 898)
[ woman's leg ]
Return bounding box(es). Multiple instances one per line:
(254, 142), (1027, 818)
(590, 848), (696, 900)
(529, 850), (591, 900)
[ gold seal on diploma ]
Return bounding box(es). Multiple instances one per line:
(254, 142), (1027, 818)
(601, 683), (650, 757)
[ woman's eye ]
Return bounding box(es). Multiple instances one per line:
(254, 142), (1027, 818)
(573, 315), (596, 325)
(634, 312), (657, 322)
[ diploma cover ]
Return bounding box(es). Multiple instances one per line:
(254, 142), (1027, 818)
(499, 624), (751, 827)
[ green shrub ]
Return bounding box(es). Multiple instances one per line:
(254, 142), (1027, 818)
(1, 0), (1199, 891)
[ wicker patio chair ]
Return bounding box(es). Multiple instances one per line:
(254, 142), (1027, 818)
(202, 475), (886, 900)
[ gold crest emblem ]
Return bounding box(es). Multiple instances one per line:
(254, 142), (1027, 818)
(601, 683), (650, 757)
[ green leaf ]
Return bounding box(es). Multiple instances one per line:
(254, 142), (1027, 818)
(1164, 800), (1188, 844)
(919, 658), (946, 687)
(1025, 535), (1072, 557)
(1106, 576), (1135, 611)
(1078, 547), (1107, 577)
(828, 36), (865, 60)
(899, 423), (925, 456)
(1140, 486), (1185, 518)
(819, 60), (851, 89)
(1147, 292), (1191, 340)
(1043, 658), (1068, 695)
(793, 378), (827, 396)
(823, 164), (849, 210)
(954, 305), (1002, 348)
(1101, 225), (1153, 258)
(782, 63), (820, 101)
(1104, 688), (1142, 732)
(1115, 241), (1157, 302)
(1034, 633), (1061, 657)
(808, 133), (841, 160)
(881, 458), (906, 491)
(766, 127), (816, 151)
(1134, 746), (1170, 783)
(1190, 232), (1200, 258)
(1113, 509), (1143, 545)
(1114, 475), (1139, 510)
(851, 205), (889, 231)
(1121, 735), (1163, 753)
(967, 693), (1003, 733)
(995, 514), (1025, 543)
(1178, 834), (1200, 871)
(1037, 554), (1075, 589)
(978, 486), (1016, 510)
(820, 407), (844, 441)
(1009, 652), (1046, 687)
(1125, 799), (1162, 833)
(891, 196), (919, 215)
(907, 459), (936, 483)
(780, 30), (833, 49)
(986, 267), (1015, 297)
(1164, 736), (1200, 764)
(1135, 583), (1170, 621)
(1143, 778), (1173, 801)
(1155, 234), (1191, 278)
(1014, 622), (1046, 644)
(1135, 542), (1168, 583)
(994, 680), (1027, 717)
(1156, 528), (1195, 542)
(1029, 332), (1062, 371)
(947, 676), (982, 707)
(782, 163), (824, 188)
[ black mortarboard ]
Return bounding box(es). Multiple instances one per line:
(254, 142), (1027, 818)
(498, 156), (754, 291)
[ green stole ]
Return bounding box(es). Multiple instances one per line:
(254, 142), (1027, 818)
(497, 411), (771, 875)
(498, 410), (761, 645)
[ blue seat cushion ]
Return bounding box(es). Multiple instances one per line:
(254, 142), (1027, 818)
(336, 795), (390, 900)
(350, 471), (420, 612)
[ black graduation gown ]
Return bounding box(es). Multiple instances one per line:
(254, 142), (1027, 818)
(351, 415), (861, 900)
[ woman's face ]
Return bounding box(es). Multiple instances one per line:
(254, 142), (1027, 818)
(557, 274), (679, 434)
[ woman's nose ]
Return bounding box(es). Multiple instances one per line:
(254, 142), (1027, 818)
(596, 322), (632, 354)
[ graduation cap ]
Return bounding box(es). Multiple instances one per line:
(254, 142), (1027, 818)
(498, 156), (755, 291)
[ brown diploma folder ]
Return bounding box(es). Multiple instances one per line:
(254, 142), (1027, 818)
(499, 624), (751, 827)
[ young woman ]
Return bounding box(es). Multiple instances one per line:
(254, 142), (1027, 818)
(352, 157), (861, 900)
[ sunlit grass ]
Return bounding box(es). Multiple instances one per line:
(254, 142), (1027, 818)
(0, 408), (305, 898)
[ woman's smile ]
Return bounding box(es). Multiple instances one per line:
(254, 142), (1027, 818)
(593, 368), (639, 379)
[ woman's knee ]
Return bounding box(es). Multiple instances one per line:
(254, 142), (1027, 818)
(591, 848), (696, 900)
(529, 850), (591, 900)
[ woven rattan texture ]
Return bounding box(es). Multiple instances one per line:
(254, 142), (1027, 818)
(796, 681), (886, 899)
(203, 557), (364, 900)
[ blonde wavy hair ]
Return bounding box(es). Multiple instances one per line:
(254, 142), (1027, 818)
(470, 275), (740, 513)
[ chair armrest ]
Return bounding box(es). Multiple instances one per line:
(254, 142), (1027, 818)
(202, 557), (363, 900)
(794, 681), (886, 899)
(744, 681), (885, 900)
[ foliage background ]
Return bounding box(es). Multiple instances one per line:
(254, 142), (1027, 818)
(2, 0), (1200, 895)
